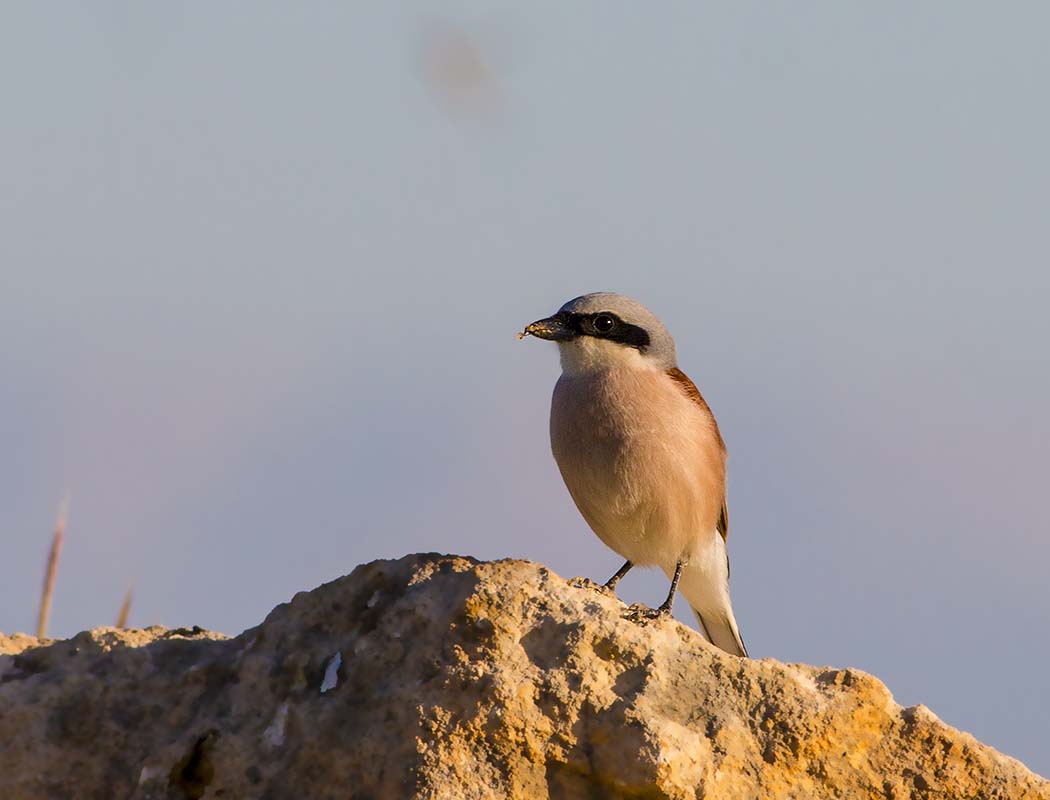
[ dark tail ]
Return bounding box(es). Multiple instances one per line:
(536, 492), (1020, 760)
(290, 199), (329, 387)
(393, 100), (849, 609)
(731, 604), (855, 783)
(693, 607), (748, 658)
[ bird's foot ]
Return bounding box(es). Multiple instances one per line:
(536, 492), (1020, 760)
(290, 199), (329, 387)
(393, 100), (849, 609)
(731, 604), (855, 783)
(623, 603), (672, 624)
(568, 576), (603, 592)
(568, 576), (621, 598)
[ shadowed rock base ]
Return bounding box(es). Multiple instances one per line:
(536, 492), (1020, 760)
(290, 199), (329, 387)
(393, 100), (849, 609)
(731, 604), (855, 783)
(1, 554), (1047, 799)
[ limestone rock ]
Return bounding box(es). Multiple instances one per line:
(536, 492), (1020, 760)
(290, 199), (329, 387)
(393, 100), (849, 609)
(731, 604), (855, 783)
(0, 554), (1046, 799)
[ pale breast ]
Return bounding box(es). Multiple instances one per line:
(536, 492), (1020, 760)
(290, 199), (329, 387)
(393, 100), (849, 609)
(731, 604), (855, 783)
(549, 368), (726, 567)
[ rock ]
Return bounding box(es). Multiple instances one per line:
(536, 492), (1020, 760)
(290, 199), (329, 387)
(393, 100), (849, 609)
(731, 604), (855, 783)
(0, 554), (1046, 799)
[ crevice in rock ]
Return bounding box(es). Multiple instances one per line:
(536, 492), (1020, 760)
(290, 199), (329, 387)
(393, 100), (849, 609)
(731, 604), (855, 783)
(168, 729), (219, 800)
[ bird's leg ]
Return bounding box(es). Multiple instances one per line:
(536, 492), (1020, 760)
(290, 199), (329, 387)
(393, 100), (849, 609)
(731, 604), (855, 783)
(569, 559), (634, 594)
(656, 561), (684, 613)
(625, 561), (683, 623)
(603, 560), (633, 593)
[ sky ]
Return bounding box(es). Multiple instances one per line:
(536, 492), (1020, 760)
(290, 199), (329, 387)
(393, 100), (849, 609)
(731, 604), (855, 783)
(1, 2), (1048, 777)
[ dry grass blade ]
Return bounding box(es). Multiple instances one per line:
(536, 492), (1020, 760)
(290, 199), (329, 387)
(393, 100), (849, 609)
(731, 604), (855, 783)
(36, 496), (69, 639)
(116, 586), (133, 629)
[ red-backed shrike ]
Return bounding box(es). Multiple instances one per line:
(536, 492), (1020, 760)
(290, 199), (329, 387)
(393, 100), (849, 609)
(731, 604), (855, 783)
(522, 292), (747, 657)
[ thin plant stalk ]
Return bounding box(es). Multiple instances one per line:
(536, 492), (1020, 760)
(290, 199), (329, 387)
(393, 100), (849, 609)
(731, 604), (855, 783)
(36, 496), (69, 639)
(116, 586), (133, 629)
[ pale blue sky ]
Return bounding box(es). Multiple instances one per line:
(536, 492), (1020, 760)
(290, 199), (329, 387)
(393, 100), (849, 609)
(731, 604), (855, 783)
(1, 2), (1047, 776)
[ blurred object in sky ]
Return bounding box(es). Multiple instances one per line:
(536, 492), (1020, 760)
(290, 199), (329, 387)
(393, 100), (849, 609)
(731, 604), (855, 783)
(417, 21), (502, 122)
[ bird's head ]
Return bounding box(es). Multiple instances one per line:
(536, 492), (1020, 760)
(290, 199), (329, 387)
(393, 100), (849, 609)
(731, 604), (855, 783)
(521, 292), (677, 375)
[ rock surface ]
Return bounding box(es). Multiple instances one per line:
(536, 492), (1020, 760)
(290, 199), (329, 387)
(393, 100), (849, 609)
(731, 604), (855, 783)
(1, 554), (1046, 799)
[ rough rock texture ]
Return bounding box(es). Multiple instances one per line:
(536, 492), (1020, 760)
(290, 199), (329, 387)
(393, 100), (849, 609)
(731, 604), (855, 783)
(1, 554), (1046, 799)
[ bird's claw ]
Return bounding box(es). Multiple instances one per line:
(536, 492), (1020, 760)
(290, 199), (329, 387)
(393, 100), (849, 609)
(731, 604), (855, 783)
(623, 603), (672, 624)
(568, 576), (603, 592)
(569, 577), (625, 600)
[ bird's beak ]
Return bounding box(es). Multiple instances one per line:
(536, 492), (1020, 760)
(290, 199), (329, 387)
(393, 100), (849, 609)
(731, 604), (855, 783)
(519, 314), (574, 341)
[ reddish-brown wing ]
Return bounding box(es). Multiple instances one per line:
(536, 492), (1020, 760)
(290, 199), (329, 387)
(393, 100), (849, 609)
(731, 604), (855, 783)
(665, 367), (729, 543)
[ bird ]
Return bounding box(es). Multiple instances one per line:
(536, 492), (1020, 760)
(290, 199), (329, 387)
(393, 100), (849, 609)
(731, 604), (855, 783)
(520, 292), (748, 657)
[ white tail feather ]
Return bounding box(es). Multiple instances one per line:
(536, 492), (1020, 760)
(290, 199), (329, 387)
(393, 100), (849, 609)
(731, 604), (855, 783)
(667, 535), (748, 657)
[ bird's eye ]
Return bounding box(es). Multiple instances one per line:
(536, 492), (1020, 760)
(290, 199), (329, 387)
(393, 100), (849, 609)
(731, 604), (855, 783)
(593, 314), (615, 334)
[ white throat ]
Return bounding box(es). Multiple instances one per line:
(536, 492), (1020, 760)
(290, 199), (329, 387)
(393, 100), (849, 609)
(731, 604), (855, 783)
(557, 338), (657, 376)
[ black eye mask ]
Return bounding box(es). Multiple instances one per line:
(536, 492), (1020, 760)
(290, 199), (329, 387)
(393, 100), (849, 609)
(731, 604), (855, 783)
(560, 311), (651, 351)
